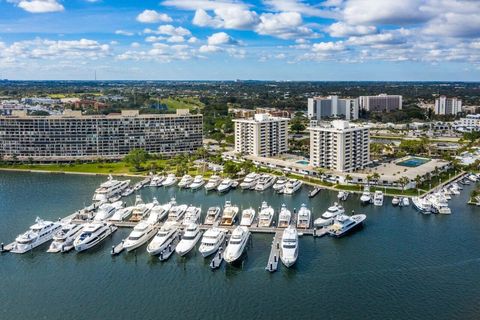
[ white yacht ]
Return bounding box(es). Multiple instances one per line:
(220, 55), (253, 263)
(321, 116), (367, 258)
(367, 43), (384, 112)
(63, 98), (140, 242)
(11, 218), (61, 254)
(280, 226), (298, 267)
(147, 222), (179, 255)
(204, 206), (221, 225)
(129, 195), (154, 222)
(296, 204), (311, 229)
(360, 187), (372, 204)
(373, 191), (384, 206)
(224, 226), (250, 264)
(73, 222), (117, 252)
(109, 207), (133, 222)
(278, 204), (292, 228)
(258, 201), (275, 227)
(47, 223), (83, 253)
(189, 175), (205, 190)
(412, 197), (432, 213)
(468, 174), (478, 182)
(240, 173), (260, 190)
(94, 201), (123, 221)
(220, 201), (239, 226)
(167, 200), (188, 222)
(205, 175), (222, 191)
(121, 187), (134, 197)
(178, 175), (194, 188)
(392, 196), (400, 206)
(400, 197), (410, 207)
(217, 178), (234, 193)
(149, 198), (172, 222)
(149, 175), (164, 187)
(283, 179), (303, 195)
(240, 208), (256, 226)
(175, 223), (202, 256)
(162, 174), (178, 187)
(183, 206), (201, 226)
(198, 227), (227, 257)
(337, 191), (349, 201)
(273, 177), (288, 192)
(254, 174), (276, 191)
(92, 175), (130, 202)
(314, 203), (345, 227)
(123, 220), (158, 252)
(328, 214), (366, 237)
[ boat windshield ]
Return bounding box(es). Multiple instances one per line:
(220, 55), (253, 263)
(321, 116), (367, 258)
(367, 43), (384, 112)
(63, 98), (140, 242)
(128, 235), (142, 241)
(183, 234), (197, 240)
(283, 243), (296, 249)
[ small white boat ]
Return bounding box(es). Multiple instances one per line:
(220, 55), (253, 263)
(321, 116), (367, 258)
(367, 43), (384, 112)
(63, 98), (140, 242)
(217, 178), (234, 193)
(400, 197), (410, 207)
(178, 175), (194, 188)
(220, 201), (239, 226)
(240, 173), (260, 190)
(328, 214), (366, 237)
(296, 204), (311, 229)
(360, 187), (372, 204)
(392, 196), (400, 206)
(149, 175), (164, 187)
(337, 191), (349, 201)
(198, 227), (227, 257)
(74, 222), (117, 252)
(204, 206), (221, 225)
(175, 223), (202, 256)
(273, 177), (288, 192)
(373, 191), (384, 206)
(123, 220), (158, 252)
(314, 203), (345, 227)
(240, 208), (256, 226)
(11, 217), (61, 254)
(280, 226), (298, 267)
(183, 206), (201, 226)
(258, 201), (275, 227)
(205, 175), (222, 191)
(468, 174), (478, 182)
(224, 226), (250, 264)
(47, 223), (83, 253)
(283, 179), (303, 195)
(121, 187), (134, 197)
(94, 201), (123, 221)
(189, 175), (205, 190)
(278, 204), (292, 228)
(254, 174), (276, 191)
(162, 174), (178, 187)
(147, 221), (179, 255)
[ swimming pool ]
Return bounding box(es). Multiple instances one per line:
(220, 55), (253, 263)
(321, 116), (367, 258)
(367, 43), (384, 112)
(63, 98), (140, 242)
(296, 160), (310, 166)
(397, 157), (430, 167)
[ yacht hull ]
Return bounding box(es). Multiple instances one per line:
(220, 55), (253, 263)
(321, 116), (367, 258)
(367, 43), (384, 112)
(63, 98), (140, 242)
(74, 226), (117, 252)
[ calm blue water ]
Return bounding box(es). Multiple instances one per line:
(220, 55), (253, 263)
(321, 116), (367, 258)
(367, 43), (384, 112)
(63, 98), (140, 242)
(1, 171), (479, 320)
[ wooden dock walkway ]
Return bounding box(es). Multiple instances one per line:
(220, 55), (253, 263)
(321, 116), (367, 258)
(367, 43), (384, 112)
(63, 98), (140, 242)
(265, 231), (282, 272)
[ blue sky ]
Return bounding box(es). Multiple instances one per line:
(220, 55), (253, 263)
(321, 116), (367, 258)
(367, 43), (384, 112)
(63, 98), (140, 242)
(0, 0), (479, 81)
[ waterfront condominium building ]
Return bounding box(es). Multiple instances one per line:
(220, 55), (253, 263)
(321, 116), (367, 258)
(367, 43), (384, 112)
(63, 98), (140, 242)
(434, 96), (462, 115)
(309, 120), (370, 173)
(233, 113), (289, 157)
(307, 96), (359, 121)
(454, 114), (480, 132)
(358, 94), (403, 112)
(0, 109), (203, 161)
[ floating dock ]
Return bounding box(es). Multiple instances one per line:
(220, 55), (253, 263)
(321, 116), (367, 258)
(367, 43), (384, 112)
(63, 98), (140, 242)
(210, 236), (228, 270)
(159, 238), (179, 262)
(111, 240), (125, 256)
(265, 231), (282, 272)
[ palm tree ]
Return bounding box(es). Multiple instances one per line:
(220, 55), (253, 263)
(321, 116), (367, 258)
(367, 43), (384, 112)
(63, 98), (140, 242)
(345, 174), (352, 184)
(397, 176), (410, 192)
(372, 172), (381, 185)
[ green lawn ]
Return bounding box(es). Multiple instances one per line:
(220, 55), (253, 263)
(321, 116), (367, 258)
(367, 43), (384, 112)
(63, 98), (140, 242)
(160, 97), (204, 111)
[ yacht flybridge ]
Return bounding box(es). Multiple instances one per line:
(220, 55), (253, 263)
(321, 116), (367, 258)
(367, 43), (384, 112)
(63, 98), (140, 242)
(258, 201), (275, 227)
(277, 204), (291, 228)
(198, 227), (227, 257)
(220, 201), (239, 226)
(280, 226), (298, 267)
(147, 221), (179, 256)
(204, 206), (221, 225)
(224, 226), (250, 264)
(240, 208), (256, 226)
(296, 204), (311, 229)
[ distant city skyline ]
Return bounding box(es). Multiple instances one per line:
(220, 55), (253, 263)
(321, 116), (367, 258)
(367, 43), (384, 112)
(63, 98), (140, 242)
(0, 0), (479, 81)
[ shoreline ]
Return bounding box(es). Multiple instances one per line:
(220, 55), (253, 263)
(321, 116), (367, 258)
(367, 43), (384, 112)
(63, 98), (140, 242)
(0, 167), (147, 178)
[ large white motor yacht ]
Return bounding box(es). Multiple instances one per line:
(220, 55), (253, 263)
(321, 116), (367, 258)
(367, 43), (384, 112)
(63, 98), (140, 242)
(254, 174), (276, 191)
(240, 173), (260, 190)
(205, 175), (222, 191)
(328, 214), (366, 237)
(283, 179), (303, 195)
(11, 217), (61, 254)
(147, 222), (179, 255)
(258, 201), (275, 227)
(314, 203), (345, 227)
(296, 204), (311, 229)
(373, 191), (384, 206)
(277, 204), (292, 228)
(149, 175), (164, 187)
(92, 175), (130, 202)
(167, 200), (188, 222)
(240, 208), (256, 226)
(94, 201), (123, 221)
(129, 195), (154, 222)
(189, 175), (205, 190)
(280, 226), (298, 267)
(217, 178), (234, 193)
(183, 206), (201, 226)
(123, 220), (158, 252)
(175, 223), (202, 256)
(47, 223), (83, 253)
(224, 226), (250, 264)
(220, 201), (239, 226)
(360, 187), (372, 204)
(73, 222), (117, 252)
(273, 177), (288, 192)
(204, 206), (221, 225)
(198, 227), (227, 257)
(178, 175), (194, 188)
(412, 197), (432, 213)
(162, 174), (178, 187)
(110, 207), (133, 222)
(149, 198), (172, 222)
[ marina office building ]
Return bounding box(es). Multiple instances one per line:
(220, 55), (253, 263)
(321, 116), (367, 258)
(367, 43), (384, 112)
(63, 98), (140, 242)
(358, 94), (403, 112)
(309, 120), (370, 173)
(0, 109), (203, 161)
(233, 113), (289, 157)
(307, 96), (359, 121)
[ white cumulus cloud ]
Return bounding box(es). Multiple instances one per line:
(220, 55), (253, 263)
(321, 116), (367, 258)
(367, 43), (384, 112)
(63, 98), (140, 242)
(136, 9), (173, 23)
